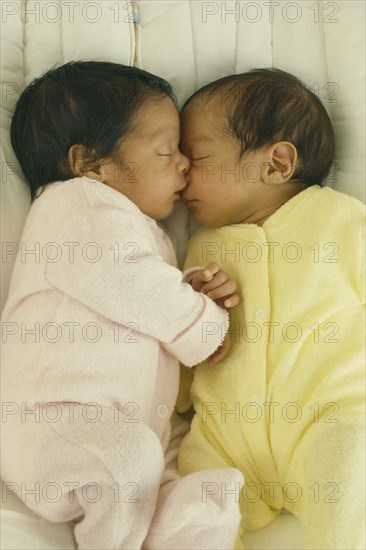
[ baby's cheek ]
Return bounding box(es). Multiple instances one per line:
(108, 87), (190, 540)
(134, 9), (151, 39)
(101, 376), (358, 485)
(245, 162), (262, 182)
(190, 164), (207, 185)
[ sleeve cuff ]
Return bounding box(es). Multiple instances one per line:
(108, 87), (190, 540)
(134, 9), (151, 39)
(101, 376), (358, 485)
(162, 295), (229, 367)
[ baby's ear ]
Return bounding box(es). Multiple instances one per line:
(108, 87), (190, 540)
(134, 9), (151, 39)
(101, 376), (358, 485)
(262, 142), (298, 184)
(67, 144), (106, 182)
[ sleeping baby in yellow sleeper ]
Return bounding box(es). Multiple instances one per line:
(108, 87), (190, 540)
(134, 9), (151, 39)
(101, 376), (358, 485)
(177, 68), (365, 549)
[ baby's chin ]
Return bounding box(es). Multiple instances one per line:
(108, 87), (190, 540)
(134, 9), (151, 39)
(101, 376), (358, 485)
(157, 204), (177, 221)
(191, 213), (224, 229)
(192, 207), (240, 228)
(185, 201), (228, 228)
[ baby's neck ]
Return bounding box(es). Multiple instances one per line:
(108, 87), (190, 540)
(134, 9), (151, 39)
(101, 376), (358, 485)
(241, 182), (309, 226)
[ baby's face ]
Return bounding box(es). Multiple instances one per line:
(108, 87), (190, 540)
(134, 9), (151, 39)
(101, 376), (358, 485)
(102, 96), (189, 220)
(180, 104), (270, 228)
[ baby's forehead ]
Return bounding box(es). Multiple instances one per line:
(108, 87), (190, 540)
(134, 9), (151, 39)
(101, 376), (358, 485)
(131, 96), (180, 141)
(180, 101), (226, 140)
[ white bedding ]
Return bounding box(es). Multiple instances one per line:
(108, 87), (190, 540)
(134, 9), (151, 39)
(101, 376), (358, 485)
(1, 1), (365, 548)
(1, 480), (307, 550)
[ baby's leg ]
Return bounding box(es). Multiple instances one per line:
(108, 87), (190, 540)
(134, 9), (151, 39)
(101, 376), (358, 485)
(175, 416), (246, 550)
(2, 404), (165, 550)
(286, 422), (365, 549)
(143, 411), (244, 550)
(144, 467), (244, 550)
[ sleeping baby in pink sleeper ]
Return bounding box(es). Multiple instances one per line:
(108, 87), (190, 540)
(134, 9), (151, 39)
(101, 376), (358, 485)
(1, 61), (244, 550)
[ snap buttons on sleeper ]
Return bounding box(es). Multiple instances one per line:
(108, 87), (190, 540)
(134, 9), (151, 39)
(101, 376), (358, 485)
(250, 395), (261, 405)
(255, 309), (265, 321)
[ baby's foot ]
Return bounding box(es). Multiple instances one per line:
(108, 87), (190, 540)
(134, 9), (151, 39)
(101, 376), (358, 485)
(143, 468), (244, 550)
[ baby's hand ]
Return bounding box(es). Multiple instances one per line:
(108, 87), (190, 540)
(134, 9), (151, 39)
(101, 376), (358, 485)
(207, 334), (231, 366)
(190, 262), (239, 308)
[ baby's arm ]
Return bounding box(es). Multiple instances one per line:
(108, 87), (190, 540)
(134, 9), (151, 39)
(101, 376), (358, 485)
(44, 207), (228, 368)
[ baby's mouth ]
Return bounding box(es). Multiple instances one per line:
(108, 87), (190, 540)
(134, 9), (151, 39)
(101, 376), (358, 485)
(182, 192), (195, 202)
(183, 198), (198, 205)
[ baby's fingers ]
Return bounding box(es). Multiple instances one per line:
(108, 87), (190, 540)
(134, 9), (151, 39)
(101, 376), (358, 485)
(201, 262), (221, 281)
(190, 263), (221, 290)
(221, 293), (240, 308)
(206, 280), (238, 302)
(200, 270), (229, 293)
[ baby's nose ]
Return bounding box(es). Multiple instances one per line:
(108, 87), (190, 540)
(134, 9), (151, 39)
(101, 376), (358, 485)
(180, 152), (191, 174)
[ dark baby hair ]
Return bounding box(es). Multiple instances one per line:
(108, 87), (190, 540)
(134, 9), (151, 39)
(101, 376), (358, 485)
(10, 61), (177, 201)
(183, 68), (335, 186)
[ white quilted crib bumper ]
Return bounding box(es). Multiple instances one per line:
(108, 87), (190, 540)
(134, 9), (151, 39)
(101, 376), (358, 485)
(1, 1), (365, 549)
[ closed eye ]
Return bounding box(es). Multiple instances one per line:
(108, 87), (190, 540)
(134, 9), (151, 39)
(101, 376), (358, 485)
(158, 153), (172, 156)
(192, 156), (210, 161)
